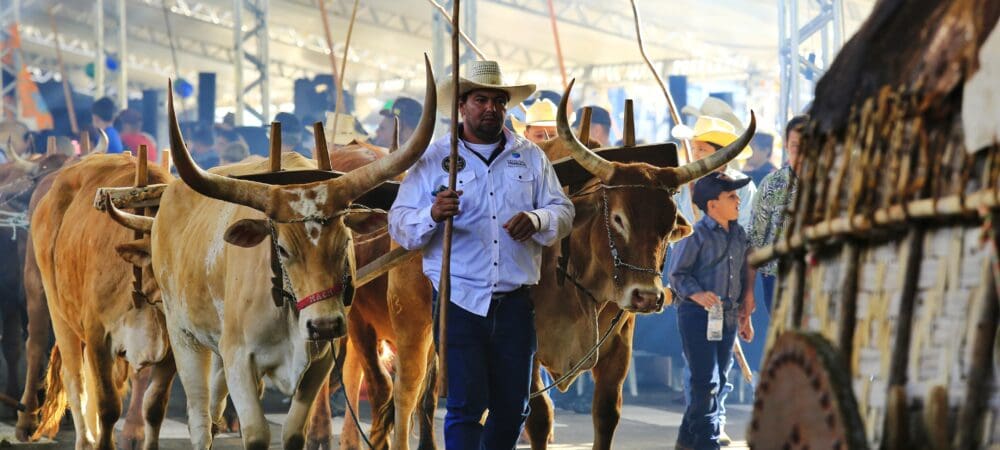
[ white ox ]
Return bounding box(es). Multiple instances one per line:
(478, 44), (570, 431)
(144, 63), (435, 450)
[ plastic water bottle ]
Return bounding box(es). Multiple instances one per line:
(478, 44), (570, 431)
(707, 302), (724, 341)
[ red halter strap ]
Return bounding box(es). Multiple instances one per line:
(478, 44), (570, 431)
(296, 284), (345, 311)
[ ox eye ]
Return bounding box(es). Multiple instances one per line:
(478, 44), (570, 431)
(613, 214), (625, 229)
(277, 245), (290, 259)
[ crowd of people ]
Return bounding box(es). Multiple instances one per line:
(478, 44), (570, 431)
(1, 61), (807, 450)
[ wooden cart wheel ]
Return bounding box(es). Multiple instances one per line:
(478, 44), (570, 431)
(748, 331), (867, 450)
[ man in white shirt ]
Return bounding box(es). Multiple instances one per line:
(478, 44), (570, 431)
(389, 60), (574, 449)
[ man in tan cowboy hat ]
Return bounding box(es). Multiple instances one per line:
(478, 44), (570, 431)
(511, 98), (558, 144)
(389, 60), (574, 450)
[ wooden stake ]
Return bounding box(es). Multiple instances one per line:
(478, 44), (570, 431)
(577, 106), (592, 142)
(438, 0), (461, 394)
(46, 136), (56, 155)
(132, 145), (149, 307)
(623, 99), (635, 147)
(80, 130), (91, 154)
(161, 150), (171, 171)
(313, 122), (333, 171)
(269, 122), (282, 172)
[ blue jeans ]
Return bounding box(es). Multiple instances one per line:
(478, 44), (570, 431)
(442, 289), (536, 450)
(761, 274), (776, 314)
(676, 299), (738, 450)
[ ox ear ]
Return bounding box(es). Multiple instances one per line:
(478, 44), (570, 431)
(116, 240), (152, 267)
(344, 211), (387, 235)
(224, 219), (270, 248)
(668, 214), (694, 243)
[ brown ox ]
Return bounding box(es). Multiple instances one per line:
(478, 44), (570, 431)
(524, 81), (755, 449)
(314, 143), (437, 450)
(0, 145), (72, 413)
(149, 63), (434, 450)
(30, 153), (174, 450)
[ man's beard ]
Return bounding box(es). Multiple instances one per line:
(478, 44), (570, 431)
(471, 118), (503, 142)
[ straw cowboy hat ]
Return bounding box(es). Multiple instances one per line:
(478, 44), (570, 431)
(510, 98), (558, 135)
(682, 96), (746, 134)
(437, 60), (536, 116)
(674, 115), (753, 160)
(323, 112), (368, 146)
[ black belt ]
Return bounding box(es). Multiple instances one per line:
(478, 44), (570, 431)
(491, 285), (529, 299)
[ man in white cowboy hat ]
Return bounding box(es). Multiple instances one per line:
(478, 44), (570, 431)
(389, 60), (574, 449)
(511, 98), (558, 144)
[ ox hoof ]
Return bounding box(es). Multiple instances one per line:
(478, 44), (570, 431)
(119, 432), (144, 450)
(15, 413), (38, 443)
(305, 434), (333, 450)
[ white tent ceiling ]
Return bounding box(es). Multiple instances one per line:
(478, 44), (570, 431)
(11, 0), (875, 109)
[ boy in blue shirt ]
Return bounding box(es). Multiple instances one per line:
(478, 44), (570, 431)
(669, 172), (756, 450)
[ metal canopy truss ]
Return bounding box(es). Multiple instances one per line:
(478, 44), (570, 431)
(234, 0), (269, 125)
(778, 0), (843, 129)
(1, 0), (21, 118)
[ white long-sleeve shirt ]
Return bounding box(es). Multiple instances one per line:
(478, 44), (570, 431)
(389, 128), (574, 317)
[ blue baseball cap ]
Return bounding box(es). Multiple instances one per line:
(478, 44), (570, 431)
(692, 172), (750, 212)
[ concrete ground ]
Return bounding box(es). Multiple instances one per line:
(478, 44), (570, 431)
(0, 382), (752, 449)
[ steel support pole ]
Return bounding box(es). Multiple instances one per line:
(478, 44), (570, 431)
(96, 0), (105, 98)
(233, 0), (244, 125)
(118, 0), (127, 105)
(234, 0), (269, 124)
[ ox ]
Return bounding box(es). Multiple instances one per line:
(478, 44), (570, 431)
(29, 153), (174, 450)
(149, 62), (434, 450)
(0, 143), (72, 412)
(315, 140), (437, 450)
(524, 82), (755, 449)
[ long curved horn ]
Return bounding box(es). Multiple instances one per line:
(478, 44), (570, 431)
(2, 136), (38, 173)
(105, 193), (154, 233)
(670, 111), (756, 186)
(168, 80), (273, 213)
(92, 129), (109, 154)
(336, 54), (436, 200)
(557, 79), (614, 182)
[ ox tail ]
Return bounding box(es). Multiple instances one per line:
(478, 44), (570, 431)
(32, 346), (66, 440)
(416, 353), (438, 449)
(371, 387), (396, 446)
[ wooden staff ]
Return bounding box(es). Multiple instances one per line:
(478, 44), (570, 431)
(424, 0), (487, 60)
(438, 0), (461, 392)
(318, 0), (360, 146)
(316, 0), (342, 109)
(627, 0), (688, 163)
(48, 7), (78, 134)
(545, 0), (568, 90)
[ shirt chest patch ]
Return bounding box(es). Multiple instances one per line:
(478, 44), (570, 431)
(441, 155), (466, 173)
(506, 159), (527, 168)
